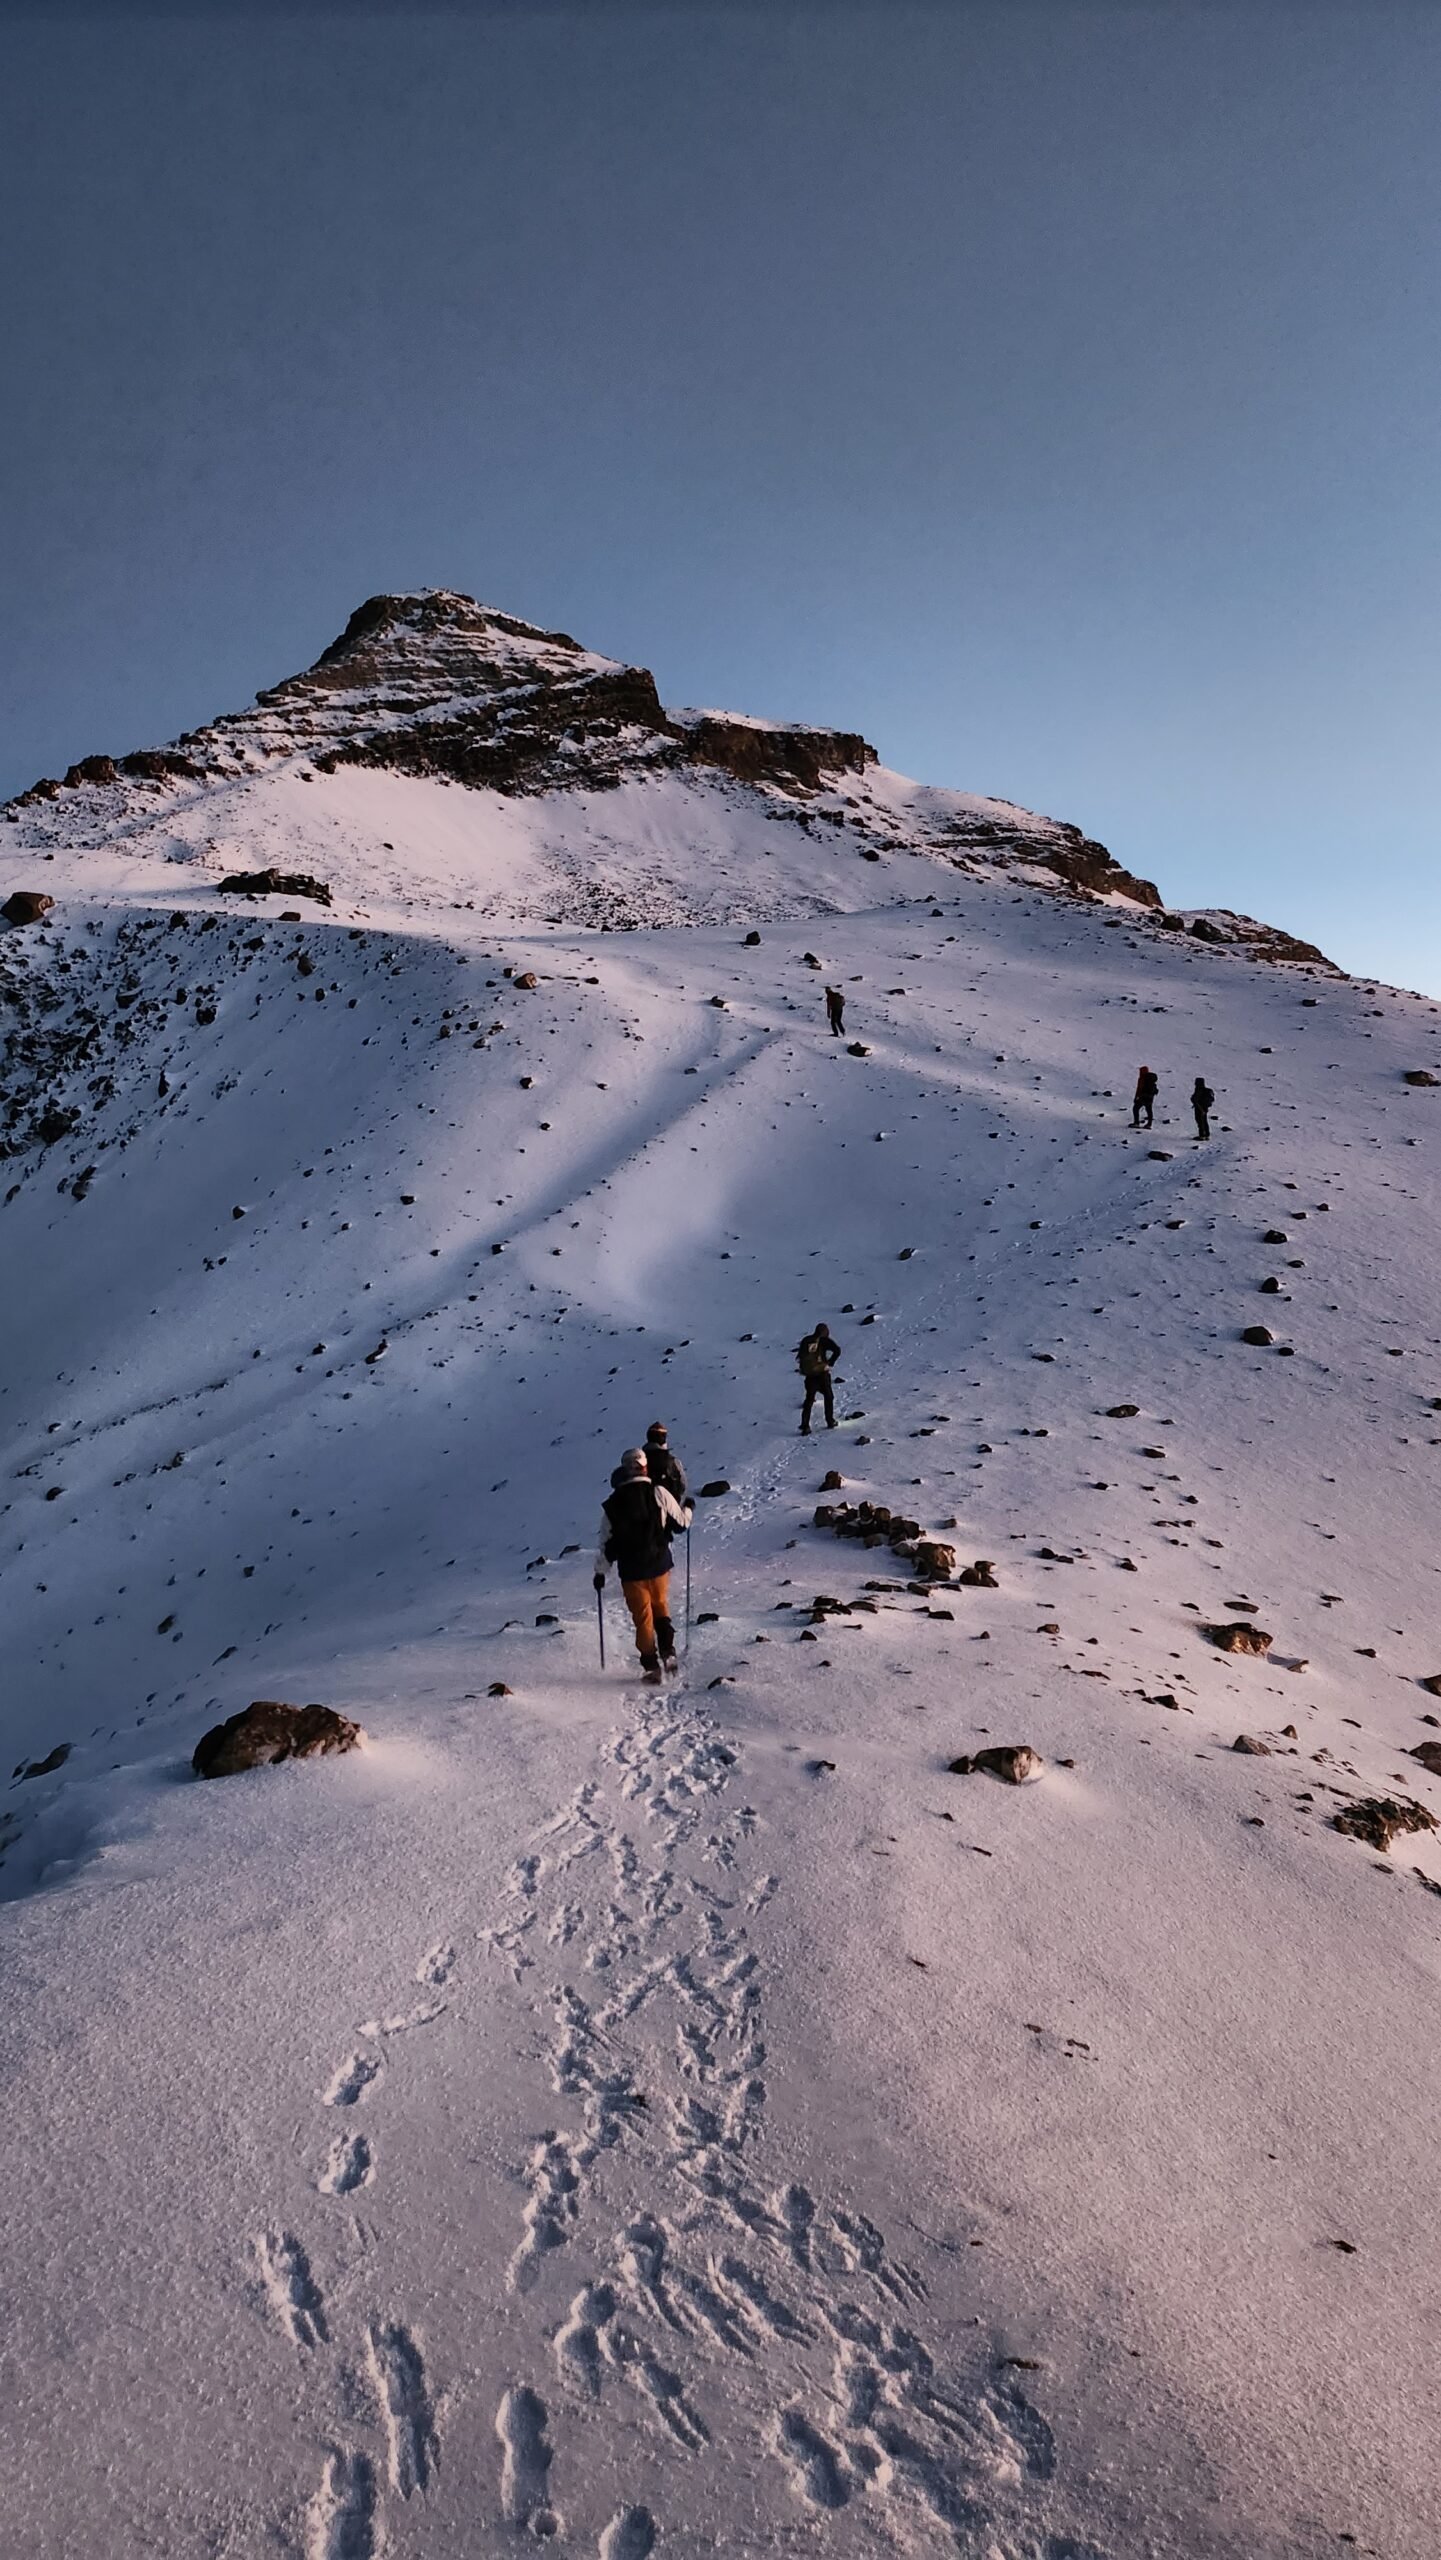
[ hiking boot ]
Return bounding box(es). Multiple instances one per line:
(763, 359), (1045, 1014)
(799, 1423), (811, 1435)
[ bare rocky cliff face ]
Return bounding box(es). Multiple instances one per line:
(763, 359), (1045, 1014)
(0, 587), (1340, 963)
(5, 589), (876, 812)
(3, 587), (1165, 903)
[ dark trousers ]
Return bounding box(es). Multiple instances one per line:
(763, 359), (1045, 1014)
(1132, 1100), (1153, 1128)
(828, 1013), (844, 1036)
(801, 1372), (835, 1430)
(1193, 1107), (1210, 1139)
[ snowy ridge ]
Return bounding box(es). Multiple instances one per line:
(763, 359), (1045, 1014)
(1, 596), (1434, 2559)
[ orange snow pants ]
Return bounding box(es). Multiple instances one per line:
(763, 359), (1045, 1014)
(622, 1574), (674, 1665)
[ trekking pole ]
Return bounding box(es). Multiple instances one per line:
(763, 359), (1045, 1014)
(685, 1526), (692, 1654)
(597, 1583), (606, 1670)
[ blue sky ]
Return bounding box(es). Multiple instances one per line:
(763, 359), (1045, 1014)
(2, 2), (1437, 986)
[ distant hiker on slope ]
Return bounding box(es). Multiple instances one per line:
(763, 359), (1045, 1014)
(644, 1421), (688, 1503)
(594, 1448), (693, 1682)
(1131, 1065), (1159, 1129)
(825, 986), (846, 1036)
(1191, 1075), (1215, 1140)
(797, 1321), (841, 1433)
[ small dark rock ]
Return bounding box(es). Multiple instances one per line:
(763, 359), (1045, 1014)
(949, 1744), (1042, 1785)
(1240, 1325), (1275, 1347)
(15, 1742), (70, 1782)
(1232, 1733), (1271, 1755)
(1207, 1622), (1274, 1656)
(1105, 1403), (1140, 1418)
(1409, 1740), (1441, 1777)
(2, 891), (56, 926)
(488, 1682), (513, 1697)
(193, 1699), (365, 1779)
(698, 1479), (731, 1497)
(216, 869), (332, 906)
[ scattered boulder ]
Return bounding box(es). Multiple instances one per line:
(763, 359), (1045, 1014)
(1402, 1070), (1438, 1087)
(488, 1682), (513, 1698)
(2, 890), (55, 926)
(948, 1745), (1042, 1785)
(1330, 1796), (1436, 1854)
(1206, 1622), (1274, 1656)
(846, 1041), (871, 1056)
(192, 1699), (364, 1779)
(1232, 1733), (1271, 1755)
(513, 970), (539, 990)
(743, 930), (761, 945)
(911, 1540), (957, 1580)
(1105, 1403), (1140, 1418)
(1259, 1276), (1282, 1294)
(957, 1559), (999, 1587)
(1409, 1740), (1441, 1778)
(1240, 1325), (1275, 1347)
(698, 1479), (731, 1498)
(216, 869), (332, 905)
(1418, 1674), (1441, 1698)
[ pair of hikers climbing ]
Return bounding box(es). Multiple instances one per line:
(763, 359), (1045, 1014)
(593, 1424), (693, 1682)
(1131, 1066), (1215, 1139)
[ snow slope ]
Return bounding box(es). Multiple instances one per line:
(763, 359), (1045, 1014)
(2, 601), (1439, 2559)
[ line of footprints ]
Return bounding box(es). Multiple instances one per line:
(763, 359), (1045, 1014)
(248, 1681), (1104, 2557)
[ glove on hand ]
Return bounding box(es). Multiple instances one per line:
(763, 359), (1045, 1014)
(593, 1572), (605, 1591)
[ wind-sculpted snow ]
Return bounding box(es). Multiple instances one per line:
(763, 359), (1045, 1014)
(0, 629), (1436, 2557)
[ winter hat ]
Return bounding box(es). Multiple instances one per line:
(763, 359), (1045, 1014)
(647, 1422), (667, 1442)
(616, 1447), (650, 1481)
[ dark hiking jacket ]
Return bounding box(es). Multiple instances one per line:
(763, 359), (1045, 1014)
(594, 1478), (690, 1584)
(645, 1441), (688, 1502)
(797, 1331), (840, 1379)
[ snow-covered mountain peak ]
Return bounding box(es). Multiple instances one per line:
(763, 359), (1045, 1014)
(3, 585), (1188, 932)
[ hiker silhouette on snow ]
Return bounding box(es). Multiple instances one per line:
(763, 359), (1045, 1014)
(797, 1321), (840, 1433)
(594, 1447), (693, 1681)
(825, 986), (846, 1036)
(1192, 1075), (1215, 1140)
(1131, 1065), (1158, 1129)
(643, 1420), (688, 1504)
